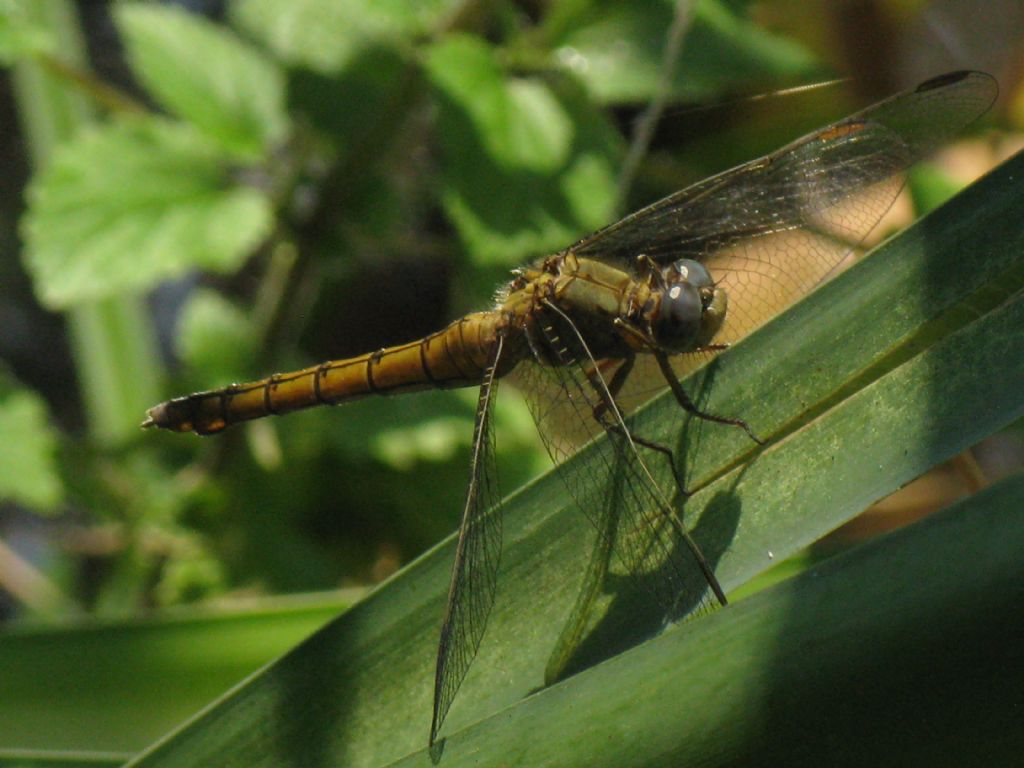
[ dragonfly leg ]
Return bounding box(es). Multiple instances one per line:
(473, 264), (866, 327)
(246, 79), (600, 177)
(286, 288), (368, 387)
(613, 316), (657, 348)
(539, 298), (728, 610)
(635, 253), (666, 289)
(592, 353), (690, 496)
(629, 434), (689, 496)
(654, 351), (765, 445)
(696, 343), (730, 353)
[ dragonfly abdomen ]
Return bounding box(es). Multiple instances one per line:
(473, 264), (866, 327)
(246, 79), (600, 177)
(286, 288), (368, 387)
(143, 312), (506, 435)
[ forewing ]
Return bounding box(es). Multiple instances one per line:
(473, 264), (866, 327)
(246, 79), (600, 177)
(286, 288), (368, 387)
(573, 71), (997, 346)
(430, 337), (505, 745)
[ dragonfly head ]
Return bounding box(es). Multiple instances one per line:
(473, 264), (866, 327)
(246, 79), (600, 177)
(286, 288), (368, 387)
(652, 259), (727, 352)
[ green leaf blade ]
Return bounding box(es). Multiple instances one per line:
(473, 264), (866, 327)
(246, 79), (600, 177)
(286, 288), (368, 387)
(0, 595), (353, 753)
(0, 749), (130, 767)
(425, 35), (619, 266)
(120, 151), (1024, 765)
(0, 381), (63, 511)
(231, 0), (461, 74)
(0, 0), (56, 63)
(23, 118), (273, 308)
(115, 4), (288, 158)
(550, 0), (825, 105)
(415, 471), (1024, 766)
(176, 289), (259, 387)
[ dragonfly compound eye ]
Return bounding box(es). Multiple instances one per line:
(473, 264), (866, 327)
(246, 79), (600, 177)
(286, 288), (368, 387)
(656, 281), (703, 350)
(654, 259), (727, 351)
(670, 259), (713, 289)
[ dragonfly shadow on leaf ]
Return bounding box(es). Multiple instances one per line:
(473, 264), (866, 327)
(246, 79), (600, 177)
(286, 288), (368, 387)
(537, 347), (755, 688)
(541, 481), (743, 685)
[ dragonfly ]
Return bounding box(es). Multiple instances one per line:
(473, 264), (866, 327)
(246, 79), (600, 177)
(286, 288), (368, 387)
(143, 71), (997, 745)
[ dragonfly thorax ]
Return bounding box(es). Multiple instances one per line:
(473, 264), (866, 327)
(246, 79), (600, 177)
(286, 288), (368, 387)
(649, 259), (727, 352)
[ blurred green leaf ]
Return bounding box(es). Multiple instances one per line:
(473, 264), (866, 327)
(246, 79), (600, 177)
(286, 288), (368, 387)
(0, 0), (54, 63)
(152, 550), (227, 608)
(364, 387), (543, 473)
(425, 34), (620, 265)
(22, 116), (273, 308)
(287, 44), (415, 159)
(115, 3), (288, 159)
(231, 0), (461, 75)
(176, 289), (258, 387)
(0, 594), (353, 752)
(427, 36), (567, 173)
(429, 41), (575, 173)
(371, 415), (469, 471)
(549, 0), (825, 104)
(0, 750), (128, 767)
(9, 0), (165, 447)
(907, 162), (968, 214)
(0, 379), (63, 511)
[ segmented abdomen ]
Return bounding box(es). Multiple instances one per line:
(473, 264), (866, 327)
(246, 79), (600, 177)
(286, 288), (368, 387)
(144, 312), (505, 435)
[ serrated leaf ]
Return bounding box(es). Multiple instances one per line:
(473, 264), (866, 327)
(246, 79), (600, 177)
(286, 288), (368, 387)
(0, 0), (54, 63)
(231, 0), (462, 74)
(22, 117), (273, 308)
(425, 35), (619, 265)
(551, 0), (824, 104)
(0, 382), (63, 512)
(176, 289), (258, 386)
(115, 4), (287, 158)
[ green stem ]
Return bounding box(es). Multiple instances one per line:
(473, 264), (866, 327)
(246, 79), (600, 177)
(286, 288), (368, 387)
(11, 0), (162, 446)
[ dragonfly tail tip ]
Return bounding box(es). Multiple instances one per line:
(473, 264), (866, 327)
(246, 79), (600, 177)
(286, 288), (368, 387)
(141, 403), (168, 430)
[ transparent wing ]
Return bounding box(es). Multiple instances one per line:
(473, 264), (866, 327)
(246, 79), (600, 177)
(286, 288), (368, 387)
(430, 336), (505, 746)
(573, 71), (997, 346)
(510, 307), (724, 642)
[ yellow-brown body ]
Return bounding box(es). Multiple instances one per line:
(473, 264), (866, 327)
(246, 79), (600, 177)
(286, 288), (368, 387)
(143, 254), (679, 435)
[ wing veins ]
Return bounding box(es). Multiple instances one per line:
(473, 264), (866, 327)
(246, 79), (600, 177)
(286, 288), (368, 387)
(430, 333), (506, 746)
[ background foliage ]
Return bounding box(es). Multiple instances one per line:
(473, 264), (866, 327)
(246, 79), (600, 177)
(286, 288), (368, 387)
(0, 0), (1021, 764)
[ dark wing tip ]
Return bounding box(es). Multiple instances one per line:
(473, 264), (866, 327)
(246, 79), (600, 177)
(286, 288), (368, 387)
(917, 70), (972, 92)
(916, 69), (992, 93)
(916, 70), (998, 115)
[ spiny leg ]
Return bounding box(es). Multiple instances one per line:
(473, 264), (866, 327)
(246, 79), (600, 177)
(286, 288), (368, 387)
(533, 304), (727, 667)
(653, 350), (765, 445)
(590, 353), (690, 496)
(598, 381), (732, 607)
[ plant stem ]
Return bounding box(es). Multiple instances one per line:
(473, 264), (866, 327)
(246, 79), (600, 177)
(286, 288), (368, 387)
(11, 0), (162, 446)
